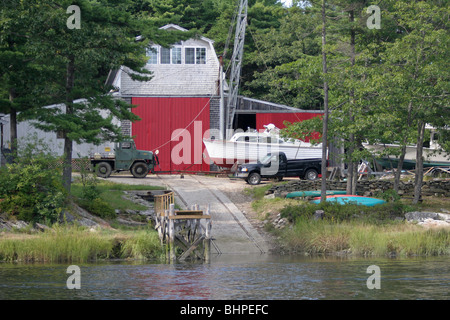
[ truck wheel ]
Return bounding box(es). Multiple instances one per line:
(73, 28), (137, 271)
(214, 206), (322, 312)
(131, 162), (148, 178)
(248, 172), (261, 185)
(96, 162), (112, 178)
(303, 169), (319, 181)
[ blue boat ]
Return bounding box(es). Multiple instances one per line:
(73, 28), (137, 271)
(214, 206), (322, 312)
(286, 190), (348, 198)
(311, 195), (386, 207)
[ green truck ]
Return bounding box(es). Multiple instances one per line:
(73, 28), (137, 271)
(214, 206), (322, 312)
(91, 140), (159, 179)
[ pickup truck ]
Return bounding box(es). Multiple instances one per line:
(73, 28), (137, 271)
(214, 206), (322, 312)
(234, 152), (321, 185)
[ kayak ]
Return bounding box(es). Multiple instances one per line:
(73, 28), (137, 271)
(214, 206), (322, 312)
(312, 194), (364, 200)
(310, 195), (386, 207)
(286, 190), (348, 198)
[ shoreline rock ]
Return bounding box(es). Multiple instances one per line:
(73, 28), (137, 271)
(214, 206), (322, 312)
(405, 211), (450, 228)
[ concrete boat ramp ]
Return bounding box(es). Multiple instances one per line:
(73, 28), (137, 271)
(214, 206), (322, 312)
(107, 174), (270, 256)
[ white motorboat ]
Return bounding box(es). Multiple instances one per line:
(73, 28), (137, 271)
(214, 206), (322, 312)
(363, 125), (450, 169)
(203, 124), (323, 168)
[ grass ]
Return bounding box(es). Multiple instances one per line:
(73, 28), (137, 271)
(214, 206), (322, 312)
(0, 180), (169, 263)
(282, 218), (450, 257)
(243, 184), (274, 200)
(246, 184), (450, 257)
(0, 224), (165, 263)
(71, 180), (166, 213)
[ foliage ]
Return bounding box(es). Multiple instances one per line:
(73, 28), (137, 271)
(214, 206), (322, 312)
(71, 180), (165, 219)
(375, 189), (401, 203)
(78, 197), (116, 220)
(280, 201), (412, 225)
(78, 159), (101, 201)
(0, 136), (67, 223)
(73, 167), (116, 219)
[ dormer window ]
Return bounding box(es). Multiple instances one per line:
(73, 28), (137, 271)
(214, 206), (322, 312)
(147, 45), (203, 65)
(146, 47), (158, 64)
(172, 47), (181, 64)
(196, 48), (206, 64)
(185, 47), (206, 64)
(160, 47), (171, 64)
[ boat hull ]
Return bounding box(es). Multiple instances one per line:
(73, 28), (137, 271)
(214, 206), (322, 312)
(364, 144), (450, 169)
(311, 195), (386, 206)
(286, 190), (348, 198)
(203, 139), (322, 168)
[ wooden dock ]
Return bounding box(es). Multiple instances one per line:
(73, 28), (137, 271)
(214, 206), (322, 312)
(153, 192), (212, 262)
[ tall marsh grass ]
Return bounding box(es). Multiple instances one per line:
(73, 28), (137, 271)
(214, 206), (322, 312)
(0, 224), (165, 263)
(282, 219), (450, 257)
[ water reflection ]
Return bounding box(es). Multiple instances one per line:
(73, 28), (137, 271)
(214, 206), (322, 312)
(0, 254), (449, 300)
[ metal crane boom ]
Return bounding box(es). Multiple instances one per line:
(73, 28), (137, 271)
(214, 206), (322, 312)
(224, 0), (248, 138)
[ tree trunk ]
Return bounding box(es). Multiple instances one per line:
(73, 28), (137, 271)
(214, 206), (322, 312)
(62, 56), (75, 193)
(413, 121), (426, 204)
(394, 142), (407, 192)
(394, 102), (413, 192)
(320, 0), (329, 203)
(346, 10), (356, 195)
(9, 89), (17, 154)
(346, 142), (353, 194)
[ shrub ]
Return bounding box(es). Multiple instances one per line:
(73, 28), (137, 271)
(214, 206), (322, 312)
(78, 158), (100, 201)
(280, 201), (409, 225)
(78, 197), (116, 219)
(0, 136), (67, 223)
(74, 163), (116, 219)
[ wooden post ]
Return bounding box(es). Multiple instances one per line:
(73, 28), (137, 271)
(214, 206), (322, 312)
(204, 204), (211, 263)
(168, 204), (176, 263)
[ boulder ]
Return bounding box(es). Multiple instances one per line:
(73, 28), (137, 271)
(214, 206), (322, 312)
(405, 211), (441, 222)
(0, 217), (29, 231)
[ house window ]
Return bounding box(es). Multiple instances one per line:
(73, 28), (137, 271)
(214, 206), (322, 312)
(172, 47), (181, 64)
(185, 48), (195, 64)
(185, 47), (206, 64)
(146, 47), (158, 64)
(196, 48), (206, 64)
(160, 47), (171, 64)
(148, 45), (206, 65)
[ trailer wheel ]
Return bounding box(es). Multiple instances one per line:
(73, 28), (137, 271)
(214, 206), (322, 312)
(303, 169), (319, 181)
(247, 172), (262, 185)
(131, 162), (148, 178)
(95, 162), (112, 178)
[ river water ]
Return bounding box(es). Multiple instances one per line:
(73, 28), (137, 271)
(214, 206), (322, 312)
(1, 254), (449, 300)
